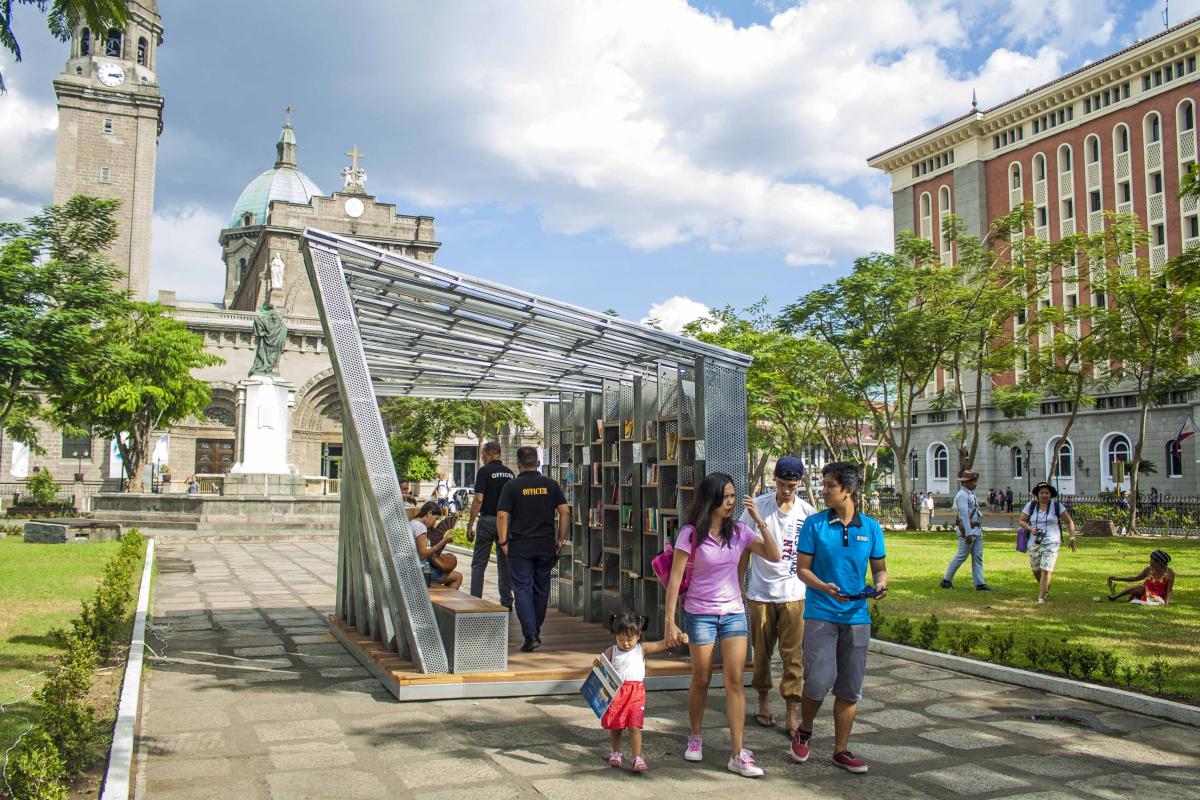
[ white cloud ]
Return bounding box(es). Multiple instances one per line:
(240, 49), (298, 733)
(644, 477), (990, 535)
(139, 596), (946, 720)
(149, 206), (226, 303)
(642, 295), (711, 334)
(0, 84), (57, 195)
(1136, 0), (1200, 38)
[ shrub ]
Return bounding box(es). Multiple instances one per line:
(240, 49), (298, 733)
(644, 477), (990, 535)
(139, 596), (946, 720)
(2, 730), (68, 800)
(32, 632), (99, 775)
(0, 523), (24, 537)
(1074, 645), (1100, 679)
(985, 628), (1016, 665)
(915, 613), (940, 650)
(1022, 638), (1047, 670)
(869, 603), (885, 638)
(1147, 658), (1172, 694)
(24, 470), (62, 507)
(944, 626), (981, 657)
(887, 617), (914, 646)
(1098, 650), (1120, 682)
(1120, 662), (1146, 689)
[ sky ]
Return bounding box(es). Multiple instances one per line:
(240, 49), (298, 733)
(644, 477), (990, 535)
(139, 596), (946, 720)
(0, 0), (1194, 332)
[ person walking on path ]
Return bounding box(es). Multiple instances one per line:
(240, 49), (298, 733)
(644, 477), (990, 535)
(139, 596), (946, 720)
(433, 472), (453, 511)
(663, 472), (781, 778)
(597, 613), (673, 773)
(921, 491), (936, 529)
(740, 456), (814, 736)
(497, 446), (570, 652)
(1005, 486), (1014, 513)
(1018, 481), (1078, 604)
(466, 442), (516, 608)
(940, 469), (991, 591)
(791, 461), (888, 775)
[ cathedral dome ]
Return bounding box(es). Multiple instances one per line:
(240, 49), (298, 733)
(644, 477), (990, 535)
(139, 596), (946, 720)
(228, 122), (323, 228)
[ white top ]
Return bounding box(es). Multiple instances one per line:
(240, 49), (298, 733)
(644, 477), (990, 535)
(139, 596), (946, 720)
(411, 519), (428, 540)
(740, 492), (815, 603)
(609, 643), (646, 682)
(955, 487), (981, 532)
(922, 494), (936, 511)
(1023, 500), (1064, 544)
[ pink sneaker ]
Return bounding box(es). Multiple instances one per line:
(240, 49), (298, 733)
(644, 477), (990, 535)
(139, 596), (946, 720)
(631, 755), (648, 773)
(607, 751), (623, 768)
(684, 735), (703, 762)
(727, 748), (764, 778)
(832, 750), (868, 773)
(790, 728), (811, 762)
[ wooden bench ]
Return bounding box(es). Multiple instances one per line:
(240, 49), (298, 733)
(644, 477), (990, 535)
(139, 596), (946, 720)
(427, 585), (509, 673)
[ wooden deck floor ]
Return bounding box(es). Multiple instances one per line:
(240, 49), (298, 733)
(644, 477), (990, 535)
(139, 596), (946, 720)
(328, 607), (749, 700)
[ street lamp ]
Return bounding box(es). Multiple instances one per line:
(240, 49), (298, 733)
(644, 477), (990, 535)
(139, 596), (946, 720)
(1023, 440), (1033, 495)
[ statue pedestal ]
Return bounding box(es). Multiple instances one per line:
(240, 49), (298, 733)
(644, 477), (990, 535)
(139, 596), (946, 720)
(230, 376), (297, 487)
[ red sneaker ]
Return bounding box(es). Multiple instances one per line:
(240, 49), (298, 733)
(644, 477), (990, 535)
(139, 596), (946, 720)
(832, 750), (868, 773)
(789, 728), (811, 763)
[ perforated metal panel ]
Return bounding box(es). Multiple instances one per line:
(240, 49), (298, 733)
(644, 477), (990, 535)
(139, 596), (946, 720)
(703, 359), (749, 501)
(659, 364), (679, 416)
(305, 242), (448, 673)
(432, 608), (509, 673)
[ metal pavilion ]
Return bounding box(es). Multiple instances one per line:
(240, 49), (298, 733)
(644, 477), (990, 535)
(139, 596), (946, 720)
(301, 228), (750, 681)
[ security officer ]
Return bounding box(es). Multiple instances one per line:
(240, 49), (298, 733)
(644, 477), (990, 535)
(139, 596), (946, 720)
(497, 446), (570, 652)
(466, 441), (515, 608)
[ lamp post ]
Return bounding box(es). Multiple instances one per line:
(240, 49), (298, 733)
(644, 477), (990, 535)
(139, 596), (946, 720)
(1023, 440), (1033, 495)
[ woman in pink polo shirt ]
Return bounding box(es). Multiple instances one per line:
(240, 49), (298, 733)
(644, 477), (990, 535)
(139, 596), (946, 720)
(663, 472), (781, 778)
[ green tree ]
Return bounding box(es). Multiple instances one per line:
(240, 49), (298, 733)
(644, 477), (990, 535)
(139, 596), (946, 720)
(1, 0), (127, 91)
(1093, 239), (1200, 532)
(0, 196), (128, 448)
(381, 398), (534, 482)
(782, 239), (955, 529)
(54, 303), (223, 492)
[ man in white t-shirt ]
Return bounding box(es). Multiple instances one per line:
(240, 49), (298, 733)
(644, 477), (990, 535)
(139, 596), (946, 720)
(739, 456), (816, 736)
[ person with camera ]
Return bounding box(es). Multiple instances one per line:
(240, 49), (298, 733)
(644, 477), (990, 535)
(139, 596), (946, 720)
(1018, 481), (1077, 604)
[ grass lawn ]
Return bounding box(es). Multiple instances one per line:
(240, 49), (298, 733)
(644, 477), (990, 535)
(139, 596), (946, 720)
(0, 534), (129, 749)
(879, 531), (1200, 702)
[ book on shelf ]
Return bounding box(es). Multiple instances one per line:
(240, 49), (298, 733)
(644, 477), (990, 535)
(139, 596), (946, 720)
(622, 418), (634, 439)
(596, 419), (605, 440)
(610, 482), (619, 504)
(620, 504), (633, 526)
(663, 516), (680, 543)
(592, 462), (601, 484)
(644, 420), (655, 441)
(610, 443), (619, 462)
(645, 460), (658, 484)
(666, 431), (678, 460)
(644, 507), (660, 532)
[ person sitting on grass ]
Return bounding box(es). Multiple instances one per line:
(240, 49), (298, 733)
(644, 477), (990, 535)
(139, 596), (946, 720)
(1108, 550), (1174, 605)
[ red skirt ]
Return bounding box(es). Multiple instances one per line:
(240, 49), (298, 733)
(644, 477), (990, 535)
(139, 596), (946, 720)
(601, 680), (646, 730)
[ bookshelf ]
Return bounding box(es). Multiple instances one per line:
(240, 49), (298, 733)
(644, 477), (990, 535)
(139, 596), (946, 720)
(545, 358), (725, 640)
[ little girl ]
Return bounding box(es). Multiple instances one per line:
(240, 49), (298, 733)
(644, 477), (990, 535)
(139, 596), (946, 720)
(595, 613), (671, 773)
(1108, 549), (1175, 605)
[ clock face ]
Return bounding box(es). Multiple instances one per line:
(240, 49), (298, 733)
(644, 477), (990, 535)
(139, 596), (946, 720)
(98, 64), (125, 87)
(344, 197), (365, 218)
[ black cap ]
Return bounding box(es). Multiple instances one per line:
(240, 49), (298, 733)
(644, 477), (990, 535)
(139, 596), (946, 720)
(1151, 549), (1171, 565)
(774, 456), (805, 480)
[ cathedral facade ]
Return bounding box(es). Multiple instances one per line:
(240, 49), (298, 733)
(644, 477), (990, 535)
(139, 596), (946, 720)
(1, 3), (540, 504)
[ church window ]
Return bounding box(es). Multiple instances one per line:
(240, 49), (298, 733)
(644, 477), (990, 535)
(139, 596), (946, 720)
(137, 36), (148, 66)
(102, 118), (113, 134)
(99, 167), (111, 184)
(239, 258), (247, 277)
(241, 212), (254, 226)
(105, 28), (122, 58)
(80, 27), (91, 56)
(61, 427), (93, 460)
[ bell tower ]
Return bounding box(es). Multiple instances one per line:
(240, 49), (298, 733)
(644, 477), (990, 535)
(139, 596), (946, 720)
(51, 1), (164, 300)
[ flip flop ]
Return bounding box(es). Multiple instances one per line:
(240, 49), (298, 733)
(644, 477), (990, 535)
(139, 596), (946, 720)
(753, 713), (776, 728)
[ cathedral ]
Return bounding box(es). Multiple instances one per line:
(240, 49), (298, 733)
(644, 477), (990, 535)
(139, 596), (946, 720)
(1, 1), (540, 503)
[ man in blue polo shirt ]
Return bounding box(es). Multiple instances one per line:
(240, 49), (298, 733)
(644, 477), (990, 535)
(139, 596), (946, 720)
(790, 461), (887, 775)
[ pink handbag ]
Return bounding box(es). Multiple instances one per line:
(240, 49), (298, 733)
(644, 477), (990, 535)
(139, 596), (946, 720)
(651, 540), (694, 593)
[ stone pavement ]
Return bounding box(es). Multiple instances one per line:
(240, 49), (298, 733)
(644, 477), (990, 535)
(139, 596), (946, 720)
(134, 541), (1200, 800)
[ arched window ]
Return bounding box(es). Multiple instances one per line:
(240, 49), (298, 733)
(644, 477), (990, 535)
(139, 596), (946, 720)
(1010, 163), (1023, 189)
(1166, 439), (1184, 477)
(931, 444), (949, 480)
(137, 36), (148, 66)
(1034, 153), (1046, 181)
(1058, 143), (1073, 173)
(1179, 99), (1195, 133)
(1012, 446), (1024, 478)
(919, 192), (932, 241)
(241, 212), (254, 226)
(105, 28), (122, 58)
(1049, 437), (1074, 479)
(1145, 112), (1162, 143)
(1086, 135), (1101, 164)
(238, 258), (247, 278)
(1107, 435), (1131, 473)
(80, 27), (91, 56)
(1114, 123), (1130, 153)
(938, 186), (952, 257)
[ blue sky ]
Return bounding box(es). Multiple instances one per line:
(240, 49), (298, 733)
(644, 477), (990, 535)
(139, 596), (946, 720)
(0, 0), (1193, 331)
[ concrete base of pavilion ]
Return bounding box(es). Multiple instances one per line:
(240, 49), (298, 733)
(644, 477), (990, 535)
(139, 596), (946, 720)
(329, 610), (751, 701)
(91, 491), (339, 535)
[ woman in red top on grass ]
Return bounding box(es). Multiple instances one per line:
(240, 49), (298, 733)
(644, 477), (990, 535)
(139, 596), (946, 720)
(1108, 550), (1175, 605)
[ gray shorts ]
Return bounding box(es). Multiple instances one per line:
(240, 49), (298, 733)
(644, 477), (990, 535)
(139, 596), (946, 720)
(802, 620), (871, 703)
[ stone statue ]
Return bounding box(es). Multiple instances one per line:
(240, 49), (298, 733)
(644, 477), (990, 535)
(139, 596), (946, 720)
(249, 303), (288, 377)
(269, 252), (284, 289)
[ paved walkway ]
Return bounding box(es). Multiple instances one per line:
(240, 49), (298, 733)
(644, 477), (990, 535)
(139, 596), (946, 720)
(134, 541), (1200, 800)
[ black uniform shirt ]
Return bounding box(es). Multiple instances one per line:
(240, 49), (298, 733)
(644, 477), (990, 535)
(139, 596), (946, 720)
(497, 471), (567, 555)
(474, 460), (515, 516)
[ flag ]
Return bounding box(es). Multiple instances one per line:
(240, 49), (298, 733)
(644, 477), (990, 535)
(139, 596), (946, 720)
(1172, 416), (1196, 456)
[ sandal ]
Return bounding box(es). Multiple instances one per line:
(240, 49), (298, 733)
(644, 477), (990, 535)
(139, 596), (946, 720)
(753, 712), (776, 728)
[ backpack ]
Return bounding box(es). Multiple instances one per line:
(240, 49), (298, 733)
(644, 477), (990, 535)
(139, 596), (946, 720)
(434, 480), (449, 499)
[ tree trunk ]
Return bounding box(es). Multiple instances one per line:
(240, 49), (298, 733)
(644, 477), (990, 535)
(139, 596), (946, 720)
(1048, 373), (1086, 494)
(748, 450), (769, 493)
(1128, 394), (1153, 534)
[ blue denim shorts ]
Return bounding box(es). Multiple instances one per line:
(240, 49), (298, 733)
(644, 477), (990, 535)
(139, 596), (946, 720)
(684, 611), (749, 645)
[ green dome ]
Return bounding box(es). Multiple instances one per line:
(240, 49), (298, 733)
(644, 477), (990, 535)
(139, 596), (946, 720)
(229, 166), (323, 228)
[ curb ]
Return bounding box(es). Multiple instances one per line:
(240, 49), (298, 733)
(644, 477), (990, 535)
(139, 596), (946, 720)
(100, 538), (156, 800)
(869, 639), (1200, 728)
